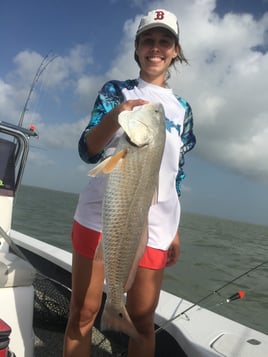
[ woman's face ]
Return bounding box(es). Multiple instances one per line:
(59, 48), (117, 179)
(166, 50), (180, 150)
(135, 28), (179, 84)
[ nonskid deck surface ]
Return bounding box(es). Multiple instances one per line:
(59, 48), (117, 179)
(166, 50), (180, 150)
(34, 326), (124, 357)
(34, 325), (187, 357)
(32, 258), (187, 357)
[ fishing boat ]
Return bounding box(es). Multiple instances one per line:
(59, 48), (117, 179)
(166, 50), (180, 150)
(0, 120), (268, 357)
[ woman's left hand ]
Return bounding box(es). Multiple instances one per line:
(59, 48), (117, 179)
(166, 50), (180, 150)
(166, 231), (180, 267)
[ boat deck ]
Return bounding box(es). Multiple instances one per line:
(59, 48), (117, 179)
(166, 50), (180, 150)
(34, 325), (188, 357)
(28, 249), (187, 357)
(34, 326), (125, 357)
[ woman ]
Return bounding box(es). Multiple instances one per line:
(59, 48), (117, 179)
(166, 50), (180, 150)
(63, 8), (196, 357)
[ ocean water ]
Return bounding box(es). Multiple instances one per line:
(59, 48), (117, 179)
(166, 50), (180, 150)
(12, 185), (268, 335)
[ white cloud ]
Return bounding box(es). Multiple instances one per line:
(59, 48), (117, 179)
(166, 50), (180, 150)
(75, 75), (105, 112)
(164, 0), (268, 181)
(12, 51), (44, 85)
(36, 116), (89, 150)
(41, 45), (94, 88)
(27, 149), (55, 167)
(100, 0), (268, 182)
(0, 80), (15, 117)
(1, 0), (268, 189)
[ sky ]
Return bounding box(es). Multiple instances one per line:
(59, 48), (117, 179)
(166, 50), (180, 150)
(0, 0), (268, 226)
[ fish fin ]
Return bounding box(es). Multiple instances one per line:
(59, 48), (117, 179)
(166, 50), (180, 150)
(88, 149), (128, 177)
(124, 225), (148, 292)
(93, 240), (103, 261)
(101, 301), (142, 343)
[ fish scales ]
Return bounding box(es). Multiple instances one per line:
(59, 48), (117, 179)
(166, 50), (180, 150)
(89, 102), (166, 340)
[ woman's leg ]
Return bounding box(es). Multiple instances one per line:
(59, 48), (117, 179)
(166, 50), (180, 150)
(126, 266), (164, 357)
(63, 251), (104, 356)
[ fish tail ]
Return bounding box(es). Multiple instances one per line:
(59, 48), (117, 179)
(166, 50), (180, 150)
(101, 301), (142, 343)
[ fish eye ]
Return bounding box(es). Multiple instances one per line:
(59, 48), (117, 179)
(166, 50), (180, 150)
(118, 312), (123, 319)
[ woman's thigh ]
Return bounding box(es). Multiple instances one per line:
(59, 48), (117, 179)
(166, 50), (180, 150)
(126, 267), (164, 323)
(70, 251), (104, 315)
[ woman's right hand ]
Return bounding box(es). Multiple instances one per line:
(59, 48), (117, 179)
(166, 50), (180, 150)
(116, 99), (149, 115)
(86, 99), (149, 158)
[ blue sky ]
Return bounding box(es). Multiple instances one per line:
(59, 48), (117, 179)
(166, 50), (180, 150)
(1, 0), (268, 226)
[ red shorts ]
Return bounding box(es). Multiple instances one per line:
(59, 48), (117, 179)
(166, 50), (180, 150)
(72, 220), (168, 270)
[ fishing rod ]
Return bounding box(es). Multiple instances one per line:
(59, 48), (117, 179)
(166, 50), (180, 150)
(155, 259), (268, 334)
(18, 52), (57, 127)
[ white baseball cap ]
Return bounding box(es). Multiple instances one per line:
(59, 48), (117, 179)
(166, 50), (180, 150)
(136, 9), (179, 38)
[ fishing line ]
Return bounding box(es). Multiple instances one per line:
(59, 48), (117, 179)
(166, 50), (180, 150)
(27, 78), (44, 124)
(18, 52), (57, 127)
(155, 260), (268, 334)
(198, 289), (245, 311)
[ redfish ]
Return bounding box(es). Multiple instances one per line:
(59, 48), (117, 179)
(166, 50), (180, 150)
(88, 102), (166, 341)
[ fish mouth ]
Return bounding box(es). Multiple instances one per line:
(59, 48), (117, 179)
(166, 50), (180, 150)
(125, 133), (148, 148)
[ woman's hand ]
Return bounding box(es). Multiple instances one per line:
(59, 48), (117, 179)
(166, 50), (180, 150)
(86, 99), (149, 158)
(166, 230), (180, 267)
(117, 99), (149, 114)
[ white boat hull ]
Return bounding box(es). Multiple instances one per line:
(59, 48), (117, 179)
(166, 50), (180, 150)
(10, 229), (268, 357)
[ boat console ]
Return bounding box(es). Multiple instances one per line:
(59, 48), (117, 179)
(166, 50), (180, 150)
(0, 121), (38, 357)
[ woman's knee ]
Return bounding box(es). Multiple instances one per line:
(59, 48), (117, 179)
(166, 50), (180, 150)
(129, 307), (155, 334)
(69, 296), (101, 329)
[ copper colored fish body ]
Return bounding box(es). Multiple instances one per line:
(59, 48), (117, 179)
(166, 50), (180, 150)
(88, 102), (166, 341)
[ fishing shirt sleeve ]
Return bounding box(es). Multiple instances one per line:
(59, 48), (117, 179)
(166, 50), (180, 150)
(78, 81), (125, 164)
(176, 98), (196, 196)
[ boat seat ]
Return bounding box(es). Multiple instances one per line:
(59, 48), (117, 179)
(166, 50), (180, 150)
(211, 333), (268, 357)
(0, 252), (36, 357)
(0, 252), (36, 288)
